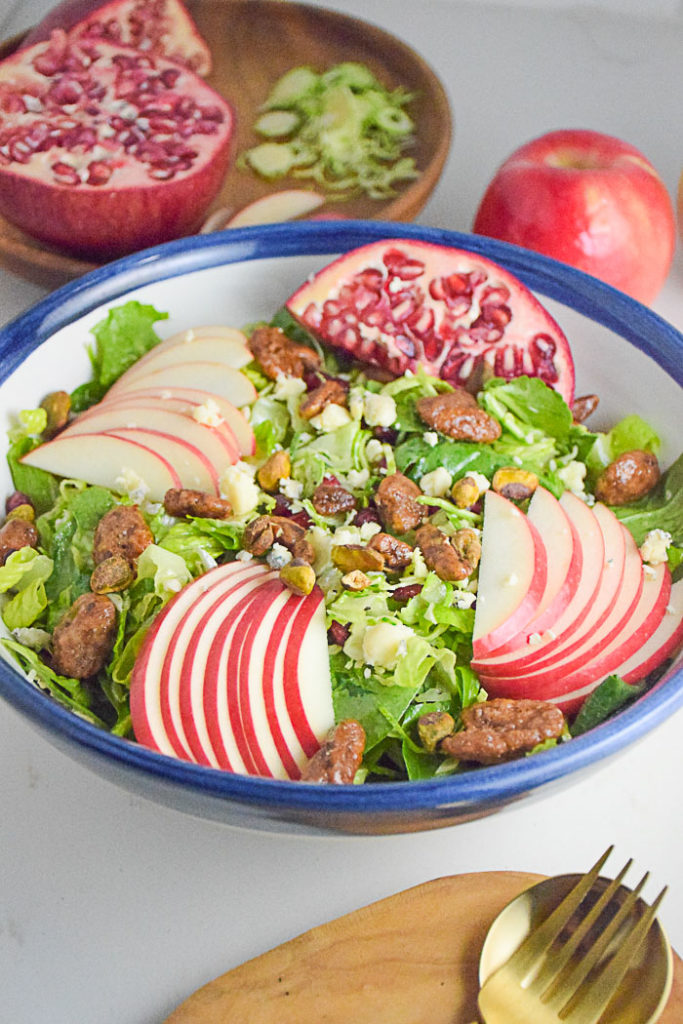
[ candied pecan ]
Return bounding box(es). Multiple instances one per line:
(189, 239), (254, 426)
(331, 544), (385, 573)
(415, 523), (472, 582)
(243, 515), (314, 563)
(242, 515), (275, 556)
(93, 505), (153, 565)
(0, 517), (38, 564)
(418, 711), (455, 753)
(248, 326), (320, 380)
(374, 472), (425, 534)
(256, 450), (291, 493)
(301, 720), (366, 784)
(594, 450), (661, 506)
(440, 698), (565, 765)
(51, 593), (118, 678)
(163, 488), (232, 520)
(312, 482), (357, 517)
(299, 378), (348, 420)
(368, 531), (413, 570)
(572, 393), (599, 424)
(416, 391), (501, 443)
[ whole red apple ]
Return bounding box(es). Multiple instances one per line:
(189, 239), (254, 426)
(472, 129), (676, 305)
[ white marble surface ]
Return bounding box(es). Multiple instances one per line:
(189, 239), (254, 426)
(0, 3), (682, 1023)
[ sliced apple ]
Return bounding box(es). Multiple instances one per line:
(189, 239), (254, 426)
(472, 490), (548, 659)
(103, 427), (221, 494)
(224, 189), (325, 229)
(483, 487), (580, 658)
(98, 386), (255, 456)
(158, 326), (249, 351)
(480, 521), (645, 699)
(113, 335), (252, 385)
(130, 560), (335, 780)
(472, 495), (612, 675)
(131, 561), (267, 762)
(106, 361), (257, 408)
(20, 430), (182, 498)
(63, 404), (240, 468)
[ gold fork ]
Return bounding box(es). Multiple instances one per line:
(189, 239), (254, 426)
(475, 847), (668, 1024)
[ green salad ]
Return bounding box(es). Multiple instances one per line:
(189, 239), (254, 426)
(1, 300), (682, 782)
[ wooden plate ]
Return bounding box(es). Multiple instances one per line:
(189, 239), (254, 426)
(164, 872), (682, 1023)
(0, 0), (452, 289)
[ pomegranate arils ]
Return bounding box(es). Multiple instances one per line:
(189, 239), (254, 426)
(287, 239), (575, 404)
(22, 0), (213, 77)
(0, 33), (233, 255)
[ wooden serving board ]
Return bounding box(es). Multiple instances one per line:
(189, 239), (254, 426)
(165, 872), (683, 1023)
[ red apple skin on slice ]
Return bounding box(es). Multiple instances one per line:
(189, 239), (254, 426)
(281, 586), (334, 758)
(20, 430), (182, 498)
(546, 563), (674, 713)
(480, 522), (645, 700)
(483, 487), (581, 659)
(114, 335), (252, 384)
(106, 361), (257, 407)
(472, 495), (613, 675)
(130, 561), (265, 760)
(472, 490), (548, 659)
(237, 582), (334, 779)
(104, 427), (220, 494)
(619, 578), (683, 684)
(63, 405), (240, 466)
(168, 564), (270, 766)
(98, 386), (254, 456)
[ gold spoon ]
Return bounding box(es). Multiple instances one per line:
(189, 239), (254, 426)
(470, 854), (673, 1024)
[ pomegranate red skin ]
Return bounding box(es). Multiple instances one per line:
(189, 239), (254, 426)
(473, 129), (676, 306)
(0, 35), (233, 258)
(287, 239), (575, 405)
(21, 0), (212, 75)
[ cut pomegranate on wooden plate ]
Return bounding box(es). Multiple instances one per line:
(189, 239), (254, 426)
(0, 32), (234, 259)
(287, 239), (576, 403)
(20, 0), (213, 74)
(0, 0), (452, 286)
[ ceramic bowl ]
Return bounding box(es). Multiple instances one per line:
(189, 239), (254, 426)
(0, 220), (680, 835)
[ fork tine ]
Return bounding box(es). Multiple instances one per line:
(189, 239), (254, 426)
(528, 858), (633, 995)
(504, 846), (614, 980)
(563, 885), (668, 1024)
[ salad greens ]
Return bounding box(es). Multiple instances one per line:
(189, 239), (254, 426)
(1, 300), (681, 781)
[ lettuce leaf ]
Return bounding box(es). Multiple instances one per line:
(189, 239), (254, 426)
(70, 301), (168, 412)
(570, 675), (645, 736)
(0, 547), (54, 629)
(1, 637), (108, 727)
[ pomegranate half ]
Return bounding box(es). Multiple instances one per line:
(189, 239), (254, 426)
(0, 31), (233, 258)
(287, 240), (575, 404)
(21, 0), (212, 76)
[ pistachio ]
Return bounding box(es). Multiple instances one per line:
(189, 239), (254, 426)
(451, 475), (480, 509)
(418, 711), (455, 753)
(90, 554), (136, 594)
(451, 527), (482, 572)
(280, 558), (316, 596)
(256, 450), (291, 493)
(341, 569), (371, 591)
(40, 390), (71, 438)
(491, 467), (538, 502)
(331, 544), (385, 574)
(5, 503), (35, 524)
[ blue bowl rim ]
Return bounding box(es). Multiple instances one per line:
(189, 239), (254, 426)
(0, 218), (681, 819)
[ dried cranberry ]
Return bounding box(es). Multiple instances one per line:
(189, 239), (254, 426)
(328, 621), (350, 646)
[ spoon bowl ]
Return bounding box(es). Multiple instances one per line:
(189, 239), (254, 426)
(479, 873), (673, 1024)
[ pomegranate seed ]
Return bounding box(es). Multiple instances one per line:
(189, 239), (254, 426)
(51, 161), (80, 185)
